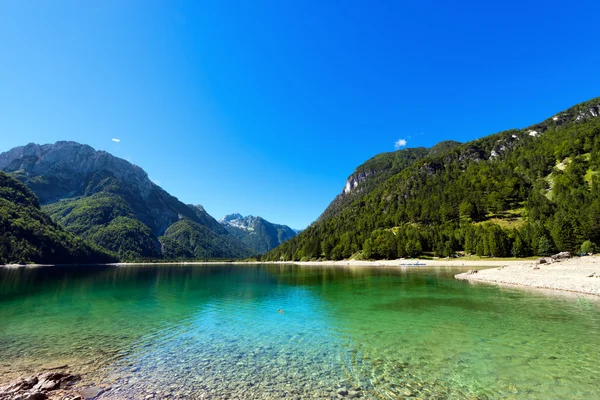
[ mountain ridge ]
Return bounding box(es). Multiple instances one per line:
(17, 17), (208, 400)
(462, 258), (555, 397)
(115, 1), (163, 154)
(219, 213), (297, 253)
(264, 96), (600, 261)
(0, 141), (253, 260)
(317, 140), (462, 223)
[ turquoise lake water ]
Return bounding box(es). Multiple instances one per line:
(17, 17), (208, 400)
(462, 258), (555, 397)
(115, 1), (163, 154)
(1, 264), (600, 399)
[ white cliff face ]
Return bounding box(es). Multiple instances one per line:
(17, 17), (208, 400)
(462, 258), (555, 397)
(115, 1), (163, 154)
(219, 214), (261, 232)
(344, 180), (353, 194)
(343, 171), (373, 194)
(575, 105), (600, 121)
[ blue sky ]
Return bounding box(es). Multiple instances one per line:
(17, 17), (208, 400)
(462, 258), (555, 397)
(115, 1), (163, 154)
(1, 1), (600, 229)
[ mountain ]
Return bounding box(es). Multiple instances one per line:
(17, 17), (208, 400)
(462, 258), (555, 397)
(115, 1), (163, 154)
(219, 214), (297, 253)
(0, 142), (253, 260)
(264, 97), (600, 261)
(0, 171), (116, 264)
(0, 141), (199, 235)
(161, 219), (254, 259)
(318, 140), (461, 222)
(188, 204), (229, 235)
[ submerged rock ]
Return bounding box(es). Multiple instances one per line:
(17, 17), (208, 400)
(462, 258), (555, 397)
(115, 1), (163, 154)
(79, 386), (104, 399)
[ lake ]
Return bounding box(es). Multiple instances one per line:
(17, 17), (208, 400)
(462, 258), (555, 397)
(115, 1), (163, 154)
(1, 264), (599, 399)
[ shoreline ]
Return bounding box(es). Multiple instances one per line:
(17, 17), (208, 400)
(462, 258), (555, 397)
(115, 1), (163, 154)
(0, 258), (532, 269)
(455, 256), (600, 296)
(261, 258), (532, 268)
(4, 257), (600, 297)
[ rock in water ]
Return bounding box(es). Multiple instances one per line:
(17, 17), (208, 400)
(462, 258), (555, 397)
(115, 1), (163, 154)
(79, 386), (104, 399)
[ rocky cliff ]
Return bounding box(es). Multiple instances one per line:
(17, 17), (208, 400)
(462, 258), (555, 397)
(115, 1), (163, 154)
(0, 141), (253, 260)
(317, 141), (461, 223)
(0, 141), (198, 236)
(219, 214), (297, 253)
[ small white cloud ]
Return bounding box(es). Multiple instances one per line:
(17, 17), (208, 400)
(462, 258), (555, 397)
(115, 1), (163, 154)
(394, 139), (407, 149)
(112, 138), (121, 143)
(152, 179), (161, 186)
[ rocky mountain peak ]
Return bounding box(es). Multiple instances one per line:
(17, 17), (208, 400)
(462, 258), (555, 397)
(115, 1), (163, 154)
(220, 213), (245, 223)
(0, 141), (201, 236)
(219, 214), (260, 231)
(218, 213), (297, 253)
(0, 141), (154, 203)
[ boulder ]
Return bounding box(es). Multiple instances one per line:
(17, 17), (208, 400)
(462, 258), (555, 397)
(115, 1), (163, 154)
(551, 252), (571, 260)
(1, 377), (38, 394)
(79, 386), (104, 399)
(0, 372), (79, 400)
(21, 392), (47, 400)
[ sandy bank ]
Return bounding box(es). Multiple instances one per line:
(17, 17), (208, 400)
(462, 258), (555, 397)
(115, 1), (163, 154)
(0, 258), (540, 270)
(455, 256), (600, 296)
(106, 258), (531, 268)
(276, 258), (529, 268)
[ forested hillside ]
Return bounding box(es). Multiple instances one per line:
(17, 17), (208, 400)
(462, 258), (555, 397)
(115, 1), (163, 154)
(318, 141), (460, 222)
(0, 171), (116, 264)
(264, 97), (600, 261)
(160, 219), (254, 259)
(0, 142), (254, 261)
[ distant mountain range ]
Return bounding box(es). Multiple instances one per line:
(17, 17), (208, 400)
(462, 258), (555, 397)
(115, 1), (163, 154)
(264, 96), (600, 261)
(0, 141), (260, 262)
(219, 214), (297, 253)
(3, 96), (600, 264)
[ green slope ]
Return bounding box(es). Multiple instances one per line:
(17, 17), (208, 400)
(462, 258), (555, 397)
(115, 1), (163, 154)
(318, 141), (460, 222)
(0, 142), (254, 261)
(0, 171), (116, 264)
(264, 97), (600, 261)
(160, 219), (254, 259)
(43, 193), (161, 260)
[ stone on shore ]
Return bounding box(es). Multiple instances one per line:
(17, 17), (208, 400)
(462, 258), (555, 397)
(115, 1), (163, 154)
(0, 372), (79, 400)
(551, 252), (571, 260)
(455, 256), (600, 296)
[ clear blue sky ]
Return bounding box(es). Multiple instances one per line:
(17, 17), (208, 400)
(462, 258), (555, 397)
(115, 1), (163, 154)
(1, 1), (600, 229)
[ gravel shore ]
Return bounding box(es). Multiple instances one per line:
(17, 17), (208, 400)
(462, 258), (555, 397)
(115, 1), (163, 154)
(454, 256), (600, 296)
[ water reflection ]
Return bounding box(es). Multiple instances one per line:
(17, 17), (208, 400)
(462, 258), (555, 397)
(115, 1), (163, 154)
(1, 264), (599, 399)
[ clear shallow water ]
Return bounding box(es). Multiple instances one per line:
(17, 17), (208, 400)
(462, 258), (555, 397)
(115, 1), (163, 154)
(1, 264), (600, 399)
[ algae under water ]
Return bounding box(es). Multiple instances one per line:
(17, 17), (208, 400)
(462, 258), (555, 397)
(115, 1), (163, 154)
(1, 264), (599, 399)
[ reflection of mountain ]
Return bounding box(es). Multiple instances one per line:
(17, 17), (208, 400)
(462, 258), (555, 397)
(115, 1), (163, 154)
(3, 265), (596, 399)
(0, 264), (348, 396)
